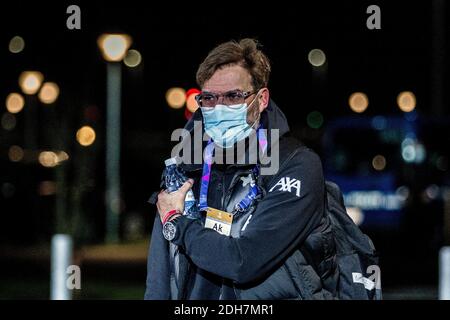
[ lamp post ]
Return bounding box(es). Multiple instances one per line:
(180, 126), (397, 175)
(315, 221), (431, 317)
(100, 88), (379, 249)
(18, 71), (43, 150)
(98, 34), (131, 243)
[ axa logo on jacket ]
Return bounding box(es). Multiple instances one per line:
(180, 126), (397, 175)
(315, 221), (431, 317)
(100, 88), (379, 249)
(268, 177), (301, 197)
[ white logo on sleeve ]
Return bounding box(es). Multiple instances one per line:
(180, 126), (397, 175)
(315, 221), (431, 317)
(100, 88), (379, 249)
(269, 177), (301, 197)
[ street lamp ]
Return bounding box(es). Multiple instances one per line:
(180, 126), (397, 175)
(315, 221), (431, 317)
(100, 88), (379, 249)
(18, 71), (43, 95)
(18, 71), (44, 150)
(98, 33), (131, 243)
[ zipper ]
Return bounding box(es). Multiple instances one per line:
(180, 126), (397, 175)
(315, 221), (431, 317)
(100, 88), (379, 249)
(222, 168), (253, 211)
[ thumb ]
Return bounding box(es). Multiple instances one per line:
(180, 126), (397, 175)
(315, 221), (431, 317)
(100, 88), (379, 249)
(179, 179), (194, 193)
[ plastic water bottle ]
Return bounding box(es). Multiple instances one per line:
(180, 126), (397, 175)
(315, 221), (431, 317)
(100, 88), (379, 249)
(164, 157), (200, 219)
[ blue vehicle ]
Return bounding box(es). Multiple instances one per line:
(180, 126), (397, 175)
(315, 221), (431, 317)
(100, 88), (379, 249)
(322, 112), (450, 233)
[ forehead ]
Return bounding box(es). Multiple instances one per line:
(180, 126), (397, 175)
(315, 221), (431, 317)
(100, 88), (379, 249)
(202, 64), (252, 92)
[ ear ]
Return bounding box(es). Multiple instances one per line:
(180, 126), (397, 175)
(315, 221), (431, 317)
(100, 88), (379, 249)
(258, 88), (270, 112)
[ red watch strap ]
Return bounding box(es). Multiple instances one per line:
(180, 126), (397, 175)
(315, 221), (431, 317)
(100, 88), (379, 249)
(162, 209), (181, 224)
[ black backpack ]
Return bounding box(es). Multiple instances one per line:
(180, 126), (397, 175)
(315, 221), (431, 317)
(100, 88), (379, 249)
(325, 180), (382, 299)
(262, 136), (382, 300)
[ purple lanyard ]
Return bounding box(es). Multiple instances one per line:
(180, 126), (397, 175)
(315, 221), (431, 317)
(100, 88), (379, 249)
(198, 128), (268, 212)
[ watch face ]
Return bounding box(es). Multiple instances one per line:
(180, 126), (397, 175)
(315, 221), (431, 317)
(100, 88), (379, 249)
(163, 221), (177, 241)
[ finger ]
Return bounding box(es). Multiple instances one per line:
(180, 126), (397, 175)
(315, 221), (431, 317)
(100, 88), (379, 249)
(179, 179), (194, 193)
(156, 202), (161, 215)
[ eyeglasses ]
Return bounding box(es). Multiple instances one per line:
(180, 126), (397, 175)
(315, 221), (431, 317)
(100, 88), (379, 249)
(195, 89), (257, 108)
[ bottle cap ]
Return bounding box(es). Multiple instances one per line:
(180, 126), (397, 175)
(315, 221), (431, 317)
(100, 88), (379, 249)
(164, 157), (177, 167)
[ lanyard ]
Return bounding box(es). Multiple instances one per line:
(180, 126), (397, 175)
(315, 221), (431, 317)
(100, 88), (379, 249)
(198, 127), (268, 213)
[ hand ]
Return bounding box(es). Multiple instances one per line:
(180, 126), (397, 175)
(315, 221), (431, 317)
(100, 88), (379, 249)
(157, 179), (194, 223)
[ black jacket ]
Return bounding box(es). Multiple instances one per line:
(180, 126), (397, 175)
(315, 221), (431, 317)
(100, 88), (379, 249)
(145, 100), (338, 299)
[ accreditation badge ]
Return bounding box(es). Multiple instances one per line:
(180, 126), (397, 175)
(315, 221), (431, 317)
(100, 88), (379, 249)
(204, 207), (233, 236)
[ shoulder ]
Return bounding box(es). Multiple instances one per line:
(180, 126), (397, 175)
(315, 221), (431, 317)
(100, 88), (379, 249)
(278, 136), (323, 173)
(262, 135), (324, 189)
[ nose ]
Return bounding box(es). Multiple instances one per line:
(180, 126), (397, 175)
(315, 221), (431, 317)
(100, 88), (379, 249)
(216, 94), (226, 106)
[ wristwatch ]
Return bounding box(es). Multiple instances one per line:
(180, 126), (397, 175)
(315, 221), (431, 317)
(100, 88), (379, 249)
(162, 216), (181, 241)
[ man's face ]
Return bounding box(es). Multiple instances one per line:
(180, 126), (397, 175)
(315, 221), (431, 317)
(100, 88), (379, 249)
(202, 64), (269, 124)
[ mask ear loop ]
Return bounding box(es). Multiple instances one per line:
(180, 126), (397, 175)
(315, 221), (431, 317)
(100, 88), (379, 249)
(247, 91), (262, 129)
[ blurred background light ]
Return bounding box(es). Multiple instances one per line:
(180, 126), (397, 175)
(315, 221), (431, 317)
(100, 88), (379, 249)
(76, 126), (96, 147)
(8, 145), (24, 162)
(1, 182), (15, 198)
(186, 88), (200, 113)
(19, 71), (44, 95)
(425, 184), (440, 201)
(8, 36), (25, 53)
(38, 82), (60, 104)
(38, 181), (57, 196)
(5, 93), (25, 113)
(306, 111), (324, 129)
(401, 138), (426, 164)
(38, 151), (58, 168)
(184, 108), (193, 120)
(56, 151), (69, 163)
(1, 112), (16, 131)
(371, 115), (387, 130)
(397, 91), (416, 112)
(396, 186), (410, 202)
(166, 87), (186, 109)
(346, 207), (364, 226)
(401, 142), (416, 163)
(372, 154), (387, 171)
(348, 92), (369, 113)
(124, 49), (142, 67)
(308, 49), (326, 67)
(97, 34), (132, 62)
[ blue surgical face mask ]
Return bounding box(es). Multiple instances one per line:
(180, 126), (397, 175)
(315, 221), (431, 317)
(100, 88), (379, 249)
(201, 96), (259, 148)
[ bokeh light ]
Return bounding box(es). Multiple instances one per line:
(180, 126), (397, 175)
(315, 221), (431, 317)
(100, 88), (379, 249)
(346, 207), (364, 226)
(348, 92), (369, 113)
(38, 181), (57, 196)
(5, 93), (25, 113)
(372, 154), (386, 171)
(184, 108), (193, 120)
(19, 71), (44, 95)
(8, 36), (25, 53)
(166, 87), (186, 109)
(401, 138), (426, 164)
(186, 88), (200, 113)
(38, 151), (58, 168)
(124, 49), (142, 67)
(1, 182), (15, 198)
(56, 151), (69, 163)
(38, 82), (60, 104)
(98, 34), (132, 62)
(76, 126), (96, 147)
(306, 111), (324, 129)
(397, 91), (416, 112)
(1, 113), (16, 131)
(308, 49), (326, 67)
(8, 145), (24, 162)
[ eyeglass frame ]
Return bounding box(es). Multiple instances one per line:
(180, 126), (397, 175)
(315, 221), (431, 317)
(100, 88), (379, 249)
(195, 89), (259, 108)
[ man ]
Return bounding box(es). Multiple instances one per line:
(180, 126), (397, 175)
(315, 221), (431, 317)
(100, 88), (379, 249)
(145, 38), (338, 300)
